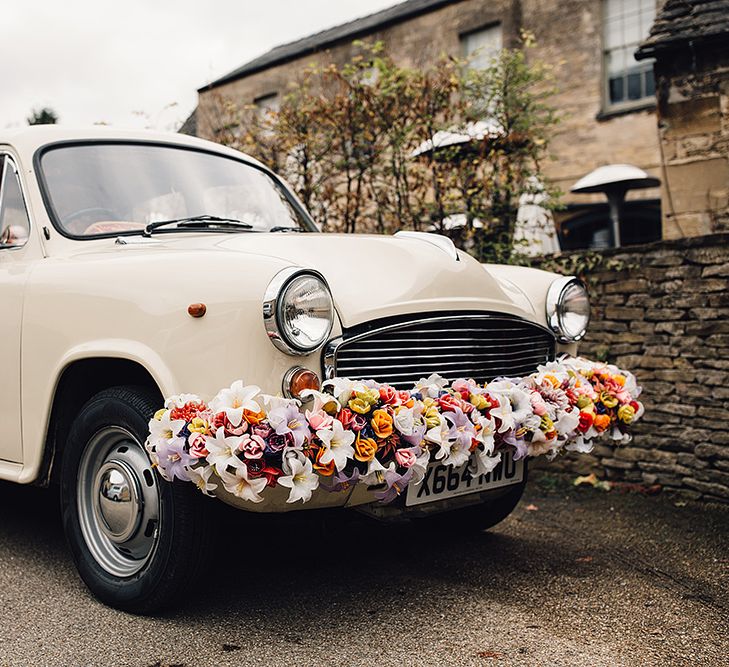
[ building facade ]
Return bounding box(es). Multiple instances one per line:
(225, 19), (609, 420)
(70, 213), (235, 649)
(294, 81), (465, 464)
(193, 0), (668, 248)
(637, 0), (729, 237)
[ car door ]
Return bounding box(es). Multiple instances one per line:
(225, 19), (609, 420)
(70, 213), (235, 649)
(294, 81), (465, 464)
(0, 154), (32, 463)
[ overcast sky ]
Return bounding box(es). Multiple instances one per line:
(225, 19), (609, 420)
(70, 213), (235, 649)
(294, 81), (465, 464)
(2, 0), (398, 131)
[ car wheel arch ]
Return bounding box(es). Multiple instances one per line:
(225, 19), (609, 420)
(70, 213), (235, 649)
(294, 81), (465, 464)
(39, 357), (163, 487)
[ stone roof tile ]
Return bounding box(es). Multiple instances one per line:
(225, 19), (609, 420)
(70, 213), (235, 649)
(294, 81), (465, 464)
(636, 0), (729, 59)
(199, 0), (462, 91)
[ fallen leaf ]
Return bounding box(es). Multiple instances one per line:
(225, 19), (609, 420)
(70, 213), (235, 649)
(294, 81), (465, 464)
(576, 556), (593, 563)
(525, 504), (539, 511)
(674, 501), (687, 507)
(477, 650), (502, 659)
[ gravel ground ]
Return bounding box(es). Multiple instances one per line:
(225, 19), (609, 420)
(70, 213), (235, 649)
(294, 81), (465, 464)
(0, 475), (726, 667)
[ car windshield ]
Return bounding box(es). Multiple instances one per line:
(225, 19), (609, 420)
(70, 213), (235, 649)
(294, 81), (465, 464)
(39, 143), (314, 238)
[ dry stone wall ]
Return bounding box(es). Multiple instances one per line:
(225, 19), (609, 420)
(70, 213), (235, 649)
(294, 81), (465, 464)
(535, 233), (729, 503)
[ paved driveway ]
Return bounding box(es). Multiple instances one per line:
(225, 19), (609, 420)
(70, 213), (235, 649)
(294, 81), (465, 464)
(0, 477), (726, 667)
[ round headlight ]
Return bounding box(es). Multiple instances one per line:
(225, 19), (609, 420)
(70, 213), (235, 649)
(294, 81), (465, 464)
(264, 269), (334, 354)
(546, 277), (590, 342)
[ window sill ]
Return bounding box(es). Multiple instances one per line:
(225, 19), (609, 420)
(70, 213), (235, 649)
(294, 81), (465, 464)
(596, 101), (656, 122)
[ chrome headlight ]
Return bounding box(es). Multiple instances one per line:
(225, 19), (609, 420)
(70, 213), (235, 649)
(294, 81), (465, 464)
(546, 276), (590, 342)
(263, 269), (334, 354)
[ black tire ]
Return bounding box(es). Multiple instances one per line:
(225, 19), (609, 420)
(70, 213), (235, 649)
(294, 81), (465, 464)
(60, 385), (211, 614)
(417, 464), (528, 533)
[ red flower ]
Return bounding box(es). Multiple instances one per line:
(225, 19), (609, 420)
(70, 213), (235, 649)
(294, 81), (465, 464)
(337, 408), (355, 429)
(577, 411), (594, 433)
(379, 386), (398, 405)
(437, 394), (462, 413)
(170, 401), (206, 422)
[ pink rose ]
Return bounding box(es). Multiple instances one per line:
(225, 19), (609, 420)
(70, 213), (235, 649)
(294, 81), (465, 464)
(307, 409), (334, 431)
(395, 448), (417, 468)
(530, 393), (547, 416)
(188, 432), (209, 459)
(239, 434), (265, 460)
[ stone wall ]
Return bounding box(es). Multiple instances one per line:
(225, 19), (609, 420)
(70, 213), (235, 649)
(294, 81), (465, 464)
(535, 233), (729, 503)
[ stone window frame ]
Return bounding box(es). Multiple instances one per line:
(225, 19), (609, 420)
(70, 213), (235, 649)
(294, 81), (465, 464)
(459, 21), (503, 71)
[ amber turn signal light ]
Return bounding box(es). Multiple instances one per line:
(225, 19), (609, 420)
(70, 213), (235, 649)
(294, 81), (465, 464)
(284, 367), (321, 399)
(188, 303), (207, 318)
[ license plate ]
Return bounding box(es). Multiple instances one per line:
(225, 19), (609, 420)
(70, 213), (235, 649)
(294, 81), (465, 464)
(405, 451), (524, 507)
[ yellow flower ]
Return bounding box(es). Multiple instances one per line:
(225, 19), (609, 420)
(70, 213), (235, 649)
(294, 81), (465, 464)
(423, 405), (441, 429)
(543, 374), (559, 389)
(614, 374), (626, 387)
(354, 388), (380, 406)
(154, 409), (166, 421)
(617, 404), (636, 424)
(593, 414), (611, 431)
(576, 396), (592, 410)
(540, 415), (555, 433)
(470, 393), (490, 410)
(188, 417), (208, 434)
(600, 391), (619, 409)
(349, 397), (372, 414)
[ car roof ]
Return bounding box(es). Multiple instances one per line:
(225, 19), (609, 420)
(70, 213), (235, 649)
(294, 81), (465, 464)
(0, 125), (265, 168)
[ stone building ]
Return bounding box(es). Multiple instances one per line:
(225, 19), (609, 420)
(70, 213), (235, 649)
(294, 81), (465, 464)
(191, 0), (669, 248)
(636, 0), (729, 238)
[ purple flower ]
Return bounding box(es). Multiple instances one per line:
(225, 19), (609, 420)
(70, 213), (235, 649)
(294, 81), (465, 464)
(351, 414), (367, 432)
(268, 404), (309, 448)
(502, 432), (528, 460)
(265, 433), (290, 456)
(444, 408), (476, 450)
(400, 422), (426, 446)
(375, 467), (414, 504)
(156, 438), (194, 482)
(322, 468), (361, 493)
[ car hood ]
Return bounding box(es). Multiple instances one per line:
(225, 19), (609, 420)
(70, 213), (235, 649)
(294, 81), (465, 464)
(214, 233), (542, 328)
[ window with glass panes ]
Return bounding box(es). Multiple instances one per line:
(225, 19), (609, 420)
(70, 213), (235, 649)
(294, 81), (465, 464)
(603, 0), (656, 108)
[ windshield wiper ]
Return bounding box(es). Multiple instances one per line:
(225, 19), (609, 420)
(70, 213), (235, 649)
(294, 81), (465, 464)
(143, 215), (253, 237)
(269, 225), (304, 233)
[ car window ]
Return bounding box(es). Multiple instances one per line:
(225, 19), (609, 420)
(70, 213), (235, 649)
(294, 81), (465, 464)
(39, 143), (315, 238)
(0, 157), (31, 249)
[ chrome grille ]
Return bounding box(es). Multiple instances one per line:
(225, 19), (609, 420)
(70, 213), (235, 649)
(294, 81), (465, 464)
(328, 314), (556, 388)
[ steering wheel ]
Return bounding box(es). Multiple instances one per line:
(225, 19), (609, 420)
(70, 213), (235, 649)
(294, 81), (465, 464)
(61, 207), (117, 227)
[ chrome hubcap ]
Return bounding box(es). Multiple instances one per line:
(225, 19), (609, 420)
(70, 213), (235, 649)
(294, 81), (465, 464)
(77, 427), (161, 577)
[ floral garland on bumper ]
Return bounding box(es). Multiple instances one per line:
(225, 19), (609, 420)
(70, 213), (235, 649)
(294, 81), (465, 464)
(145, 357), (644, 505)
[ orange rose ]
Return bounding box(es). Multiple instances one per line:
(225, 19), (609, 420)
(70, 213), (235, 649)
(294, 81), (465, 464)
(593, 414), (611, 432)
(313, 447), (335, 476)
(354, 435), (378, 462)
(371, 409), (394, 439)
(243, 409), (267, 425)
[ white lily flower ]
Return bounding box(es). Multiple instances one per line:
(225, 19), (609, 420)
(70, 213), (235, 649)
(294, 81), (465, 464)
(164, 393), (204, 410)
(204, 429), (245, 475)
(317, 419), (355, 471)
(209, 380), (261, 427)
(565, 436), (594, 453)
(474, 414), (496, 453)
(488, 393), (514, 433)
(188, 464), (218, 496)
(298, 388), (340, 414)
(424, 413), (448, 445)
(409, 447), (432, 486)
(469, 449), (502, 477)
(412, 373), (447, 399)
(555, 408), (580, 436)
(147, 411), (186, 445)
(278, 458), (320, 503)
(322, 377), (358, 405)
(219, 466), (267, 503)
(360, 459), (394, 486)
(261, 393), (299, 412)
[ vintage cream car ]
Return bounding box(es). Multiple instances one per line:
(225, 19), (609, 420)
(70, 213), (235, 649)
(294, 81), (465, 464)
(0, 126), (589, 612)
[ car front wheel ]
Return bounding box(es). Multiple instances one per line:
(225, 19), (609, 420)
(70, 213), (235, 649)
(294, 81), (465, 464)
(60, 386), (210, 614)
